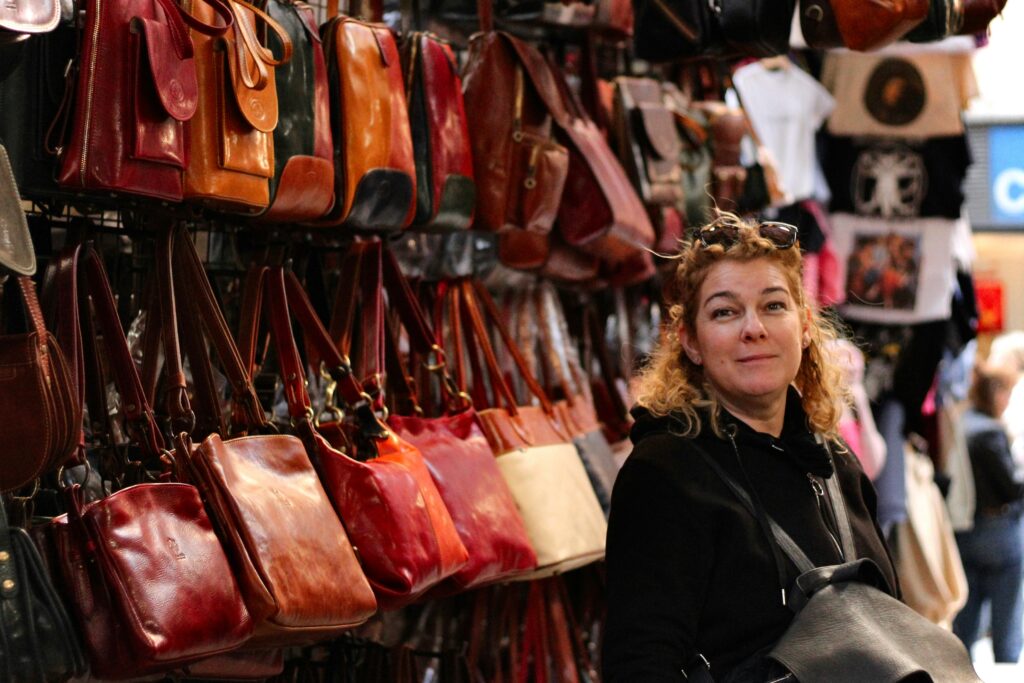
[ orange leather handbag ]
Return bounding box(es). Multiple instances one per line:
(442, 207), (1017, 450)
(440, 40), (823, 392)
(258, 0), (334, 222)
(318, 0), (416, 232)
(183, 0), (292, 214)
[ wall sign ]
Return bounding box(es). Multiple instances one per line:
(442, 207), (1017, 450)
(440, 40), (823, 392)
(989, 125), (1024, 224)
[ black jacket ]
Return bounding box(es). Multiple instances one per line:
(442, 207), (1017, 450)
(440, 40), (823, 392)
(962, 408), (1024, 514)
(603, 391), (898, 682)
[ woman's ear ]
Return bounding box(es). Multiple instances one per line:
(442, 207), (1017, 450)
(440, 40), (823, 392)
(801, 308), (812, 349)
(680, 326), (702, 366)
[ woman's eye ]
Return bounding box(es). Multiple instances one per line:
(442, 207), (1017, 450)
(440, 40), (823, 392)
(711, 308), (734, 319)
(765, 301), (787, 312)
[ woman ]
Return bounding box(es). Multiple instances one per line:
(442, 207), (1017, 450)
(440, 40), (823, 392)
(603, 214), (898, 681)
(952, 361), (1024, 663)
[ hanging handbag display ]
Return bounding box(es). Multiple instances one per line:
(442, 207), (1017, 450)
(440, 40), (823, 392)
(801, 0), (929, 50)
(369, 244), (537, 592)
(612, 76), (685, 210)
(258, 0), (334, 222)
(57, 0), (234, 202)
(448, 279), (606, 578)
(245, 256), (468, 609)
(47, 245), (254, 680)
(688, 445), (982, 683)
(461, 0), (569, 236)
(631, 0), (719, 63)
(716, 0), (797, 57)
(318, 0), (416, 231)
(0, 496), (86, 682)
(156, 227), (378, 645)
(401, 27), (476, 232)
(664, 83), (713, 230)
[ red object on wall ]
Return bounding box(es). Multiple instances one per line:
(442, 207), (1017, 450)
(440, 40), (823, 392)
(975, 278), (1004, 333)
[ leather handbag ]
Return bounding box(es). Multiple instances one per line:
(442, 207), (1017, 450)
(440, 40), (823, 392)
(47, 245), (254, 680)
(401, 29), (476, 232)
(246, 258), (468, 610)
(959, 0), (1006, 34)
(0, 15), (75, 198)
(57, 0), (234, 202)
(717, 0), (796, 57)
(318, 0), (416, 232)
(631, 0), (719, 63)
(0, 0), (58, 40)
(0, 497), (86, 682)
(155, 227), (378, 645)
(369, 244), (537, 592)
(461, 0), (569, 236)
(0, 272), (79, 492)
(257, 0), (334, 222)
(690, 446), (982, 683)
(183, 0), (292, 214)
(449, 279), (606, 578)
(612, 76), (684, 209)
(0, 144), (35, 276)
(664, 83), (713, 230)
(906, 0), (964, 41)
(803, 0), (929, 51)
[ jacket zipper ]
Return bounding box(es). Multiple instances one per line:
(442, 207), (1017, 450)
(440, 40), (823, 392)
(807, 473), (844, 562)
(79, 0), (102, 185)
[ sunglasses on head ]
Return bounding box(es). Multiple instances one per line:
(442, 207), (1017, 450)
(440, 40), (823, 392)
(697, 222), (799, 250)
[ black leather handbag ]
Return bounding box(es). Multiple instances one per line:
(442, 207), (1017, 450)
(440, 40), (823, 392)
(0, 499), (86, 682)
(691, 445), (982, 683)
(717, 0), (796, 57)
(631, 0), (719, 63)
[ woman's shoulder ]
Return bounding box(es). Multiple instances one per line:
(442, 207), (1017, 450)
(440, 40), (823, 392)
(623, 409), (722, 481)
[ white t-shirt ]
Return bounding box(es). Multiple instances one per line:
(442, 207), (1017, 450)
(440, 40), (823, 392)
(733, 60), (835, 203)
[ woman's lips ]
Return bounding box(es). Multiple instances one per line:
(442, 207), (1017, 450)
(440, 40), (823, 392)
(738, 354), (775, 363)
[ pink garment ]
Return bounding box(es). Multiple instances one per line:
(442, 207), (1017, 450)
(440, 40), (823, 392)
(839, 416), (864, 467)
(801, 200), (845, 306)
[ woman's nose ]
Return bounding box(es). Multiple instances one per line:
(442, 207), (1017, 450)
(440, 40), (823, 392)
(741, 312), (768, 340)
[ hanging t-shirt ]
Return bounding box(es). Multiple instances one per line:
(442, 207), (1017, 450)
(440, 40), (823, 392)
(821, 52), (976, 138)
(829, 213), (956, 324)
(733, 60), (835, 203)
(822, 134), (972, 219)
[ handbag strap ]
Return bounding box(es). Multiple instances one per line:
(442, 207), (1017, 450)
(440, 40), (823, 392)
(822, 443), (857, 560)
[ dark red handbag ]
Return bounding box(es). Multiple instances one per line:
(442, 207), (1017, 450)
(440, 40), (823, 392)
(366, 245), (537, 592)
(402, 29), (476, 232)
(47, 246), (254, 680)
(153, 227), (378, 646)
(56, 0), (232, 201)
(241, 261), (468, 610)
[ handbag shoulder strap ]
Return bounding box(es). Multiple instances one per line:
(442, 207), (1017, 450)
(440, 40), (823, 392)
(691, 445), (816, 574)
(820, 441), (857, 561)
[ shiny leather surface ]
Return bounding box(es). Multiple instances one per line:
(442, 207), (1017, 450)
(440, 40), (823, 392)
(261, 0), (333, 222)
(54, 483), (254, 678)
(0, 510), (85, 681)
(176, 647), (284, 679)
(191, 433), (377, 642)
(311, 426), (469, 610)
(498, 229), (550, 270)
(0, 0), (59, 35)
(960, 0), (1006, 34)
(831, 0), (929, 50)
(0, 277), (79, 492)
(389, 409), (537, 592)
(184, 0), (277, 213)
(462, 31), (568, 234)
(404, 32), (475, 231)
(57, 0), (199, 200)
(319, 16), (415, 230)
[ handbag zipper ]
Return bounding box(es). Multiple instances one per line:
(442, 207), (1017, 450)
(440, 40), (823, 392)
(79, 0), (102, 185)
(807, 473), (844, 562)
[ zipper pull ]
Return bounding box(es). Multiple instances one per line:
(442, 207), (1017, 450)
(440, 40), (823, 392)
(807, 473), (824, 497)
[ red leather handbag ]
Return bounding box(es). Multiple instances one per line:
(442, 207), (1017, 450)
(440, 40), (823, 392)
(47, 246), (254, 680)
(368, 245), (537, 592)
(56, 0), (232, 201)
(241, 261), (468, 609)
(402, 30), (476, 232)
(155, 227), (378, 646)
(318, 0), (416, 231)
(258, 0), (334, 222)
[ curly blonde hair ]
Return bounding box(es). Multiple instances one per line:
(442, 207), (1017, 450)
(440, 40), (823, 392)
(635, 213), (849, 440)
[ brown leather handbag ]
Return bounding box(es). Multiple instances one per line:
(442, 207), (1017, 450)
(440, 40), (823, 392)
(462, 0), (569, 236)
(154, 227), (378, 646)
(183, 0), (292, 214)
(258, 0), (334, 222)
(801, 0), (928, 50)
(318, 0), (416, 232)
(612, 76), (684, 209)
(56, 0), (233, 202)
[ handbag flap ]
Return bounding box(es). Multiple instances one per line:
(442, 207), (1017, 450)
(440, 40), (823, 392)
(133, 17), (198, 122)
(500, 32), (568, 125)
(0, 0), (59, 34)
(634, 103), (681, 160)
(0, 145), (35, 276)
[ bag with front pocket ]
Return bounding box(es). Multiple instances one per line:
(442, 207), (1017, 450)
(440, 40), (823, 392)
(183, 0), (292, 214)
(57, 0), (233, 202)
(612, 76), (684, 210)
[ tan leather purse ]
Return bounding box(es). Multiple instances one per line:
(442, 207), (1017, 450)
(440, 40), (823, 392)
(183, 0), (292, 214)
(317, 0), (416, 231)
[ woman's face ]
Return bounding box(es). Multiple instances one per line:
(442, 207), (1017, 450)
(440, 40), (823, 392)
(681, 257), (808, 415)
